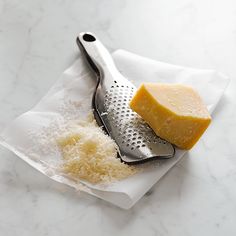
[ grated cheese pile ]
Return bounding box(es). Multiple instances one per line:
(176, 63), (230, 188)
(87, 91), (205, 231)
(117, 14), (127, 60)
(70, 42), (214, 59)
(57, 115), (136, 184)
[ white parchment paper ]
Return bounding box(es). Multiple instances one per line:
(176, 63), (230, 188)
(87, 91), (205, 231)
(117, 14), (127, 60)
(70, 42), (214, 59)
(0, 50), (229, 209)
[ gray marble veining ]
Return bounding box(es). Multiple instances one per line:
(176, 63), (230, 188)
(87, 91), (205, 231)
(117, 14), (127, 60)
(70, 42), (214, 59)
(1, 0), (236, 235)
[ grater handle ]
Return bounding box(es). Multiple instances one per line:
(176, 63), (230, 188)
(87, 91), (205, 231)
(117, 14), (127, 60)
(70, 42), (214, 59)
(76, 32), (119, 78)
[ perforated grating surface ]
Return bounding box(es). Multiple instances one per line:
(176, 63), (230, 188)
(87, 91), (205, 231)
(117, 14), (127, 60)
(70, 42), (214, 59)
(104, 80), (167, 152)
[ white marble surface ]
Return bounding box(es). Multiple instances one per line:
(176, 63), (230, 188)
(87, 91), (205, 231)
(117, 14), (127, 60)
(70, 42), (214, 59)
(0, 0), (236, 235)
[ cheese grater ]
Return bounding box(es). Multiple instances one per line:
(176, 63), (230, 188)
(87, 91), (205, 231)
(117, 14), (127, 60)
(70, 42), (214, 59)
(76, 32), (175, 164)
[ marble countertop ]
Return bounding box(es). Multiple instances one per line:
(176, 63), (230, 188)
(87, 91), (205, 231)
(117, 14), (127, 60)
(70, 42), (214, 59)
(1, 0), (236, 235)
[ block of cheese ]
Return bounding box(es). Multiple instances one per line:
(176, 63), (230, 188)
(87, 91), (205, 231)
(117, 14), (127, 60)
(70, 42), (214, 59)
(130, 83), (211, 149)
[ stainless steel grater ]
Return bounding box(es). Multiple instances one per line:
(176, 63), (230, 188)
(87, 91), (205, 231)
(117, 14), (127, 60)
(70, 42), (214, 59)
(76, 32), (175, 164)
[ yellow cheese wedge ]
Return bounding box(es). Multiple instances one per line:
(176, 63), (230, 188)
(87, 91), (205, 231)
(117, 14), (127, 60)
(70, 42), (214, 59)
(130, 83), (211, 149)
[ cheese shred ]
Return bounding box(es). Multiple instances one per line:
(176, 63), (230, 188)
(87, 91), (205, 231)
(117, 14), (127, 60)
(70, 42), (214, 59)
(57, 115), (136, 184)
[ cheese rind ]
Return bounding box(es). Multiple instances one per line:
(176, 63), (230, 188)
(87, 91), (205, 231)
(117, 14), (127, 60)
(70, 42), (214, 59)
(130, 83), (211, 149)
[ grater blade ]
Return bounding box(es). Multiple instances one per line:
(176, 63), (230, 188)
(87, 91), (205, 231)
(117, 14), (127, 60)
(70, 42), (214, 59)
(76, 32), (175, 164)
